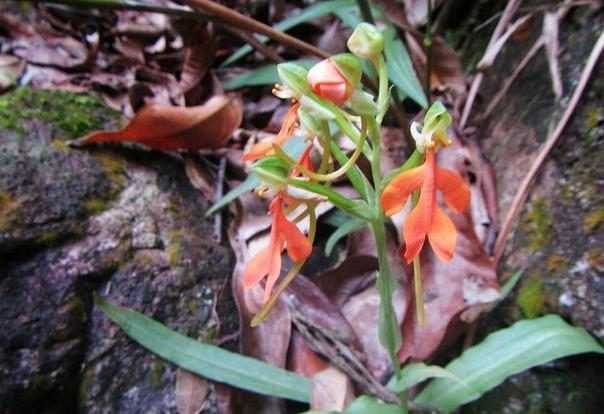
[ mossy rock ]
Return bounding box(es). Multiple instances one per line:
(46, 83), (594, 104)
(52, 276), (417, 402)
(0, 88), (123, 255)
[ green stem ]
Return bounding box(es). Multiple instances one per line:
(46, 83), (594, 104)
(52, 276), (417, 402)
(413, 256), (426, 327)
(375, 55), (390, 126)
(424, 0), (433, 104)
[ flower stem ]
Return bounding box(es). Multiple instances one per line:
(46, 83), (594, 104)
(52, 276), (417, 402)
(413, 256), (427, 327)
(272, 120), (367, 182)
(251, 205), (317, 326)
(424, 0), (433, 104)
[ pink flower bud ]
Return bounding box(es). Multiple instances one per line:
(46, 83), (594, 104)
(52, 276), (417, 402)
(307, 59), (351, 105)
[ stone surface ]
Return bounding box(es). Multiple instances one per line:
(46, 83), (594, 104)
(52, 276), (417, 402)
(0, 89), (235, 413)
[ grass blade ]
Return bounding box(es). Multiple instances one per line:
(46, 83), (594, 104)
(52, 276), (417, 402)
(97, 296), (312, 402)
(414, 315), (604, 413)
(221, 0), (356, 67)
(222, 59), (318, 90)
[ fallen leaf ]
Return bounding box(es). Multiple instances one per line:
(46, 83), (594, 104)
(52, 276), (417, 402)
(287, 331), (328, 378)
(0, 54), (25, 91)
(175, 369), (210, 414)
(180, 24), (215, 97)
(75, 95), (243, 150)
(543, 11), (563, 99)
(311, 366), (355, 411)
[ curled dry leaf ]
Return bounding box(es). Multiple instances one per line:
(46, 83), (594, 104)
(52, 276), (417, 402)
(75, 95), (243, 150)
(175, 369), (210, 414)
(0, 54), (25, 91)
(311, 366), (355, 411)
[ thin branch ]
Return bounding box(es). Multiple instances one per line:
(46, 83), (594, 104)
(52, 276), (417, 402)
(460, 0), (523, 129)
(494, 29), (604, 265)
(183, 0), (329, 60)
(480, 37), (544, 120)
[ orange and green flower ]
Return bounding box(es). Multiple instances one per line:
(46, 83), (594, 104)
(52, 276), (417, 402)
(243, 196), (312, 303)
(381, 147), (470, 263)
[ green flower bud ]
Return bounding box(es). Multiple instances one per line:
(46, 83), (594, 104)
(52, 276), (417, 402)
(252, 155), (289, 193)
(330, 53), (363, 91)
(348, 89), (378, 115)
(275, 63), (311, 98)
(347, 23), (385, 60)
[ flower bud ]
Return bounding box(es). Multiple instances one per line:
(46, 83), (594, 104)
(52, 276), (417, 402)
(307, 54), (362, 105)
(252, 155), (290, 198)
(348, 89), (378, 115)
(275, 63), (311, 99)
(347, 23), (384, 60)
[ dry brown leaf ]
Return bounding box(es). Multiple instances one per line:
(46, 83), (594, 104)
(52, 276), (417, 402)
(180, 24), (215, 97)
(311, 366), (355, 411)
(175, 369), (210, 414)
(0, 54), (25, 91)
(543, 11), (563, 99)
(75, 95), (243, 150)
(287, 331), (328, 378)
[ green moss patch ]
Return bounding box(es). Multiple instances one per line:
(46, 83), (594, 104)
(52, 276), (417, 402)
(0, 87), (118, 140)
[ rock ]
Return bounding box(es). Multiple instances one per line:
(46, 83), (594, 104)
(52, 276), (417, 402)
(0, 89), (235, 413)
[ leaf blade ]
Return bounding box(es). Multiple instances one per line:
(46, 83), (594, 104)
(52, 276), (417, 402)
(414, 315), (604, 413)
(96, 296), (312, 402)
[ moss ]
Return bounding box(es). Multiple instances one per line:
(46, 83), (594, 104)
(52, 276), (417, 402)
(0, 87), (118, 140)
(585, 106), (602, 131)
(50, 138), (72, 154)
(168, 231), (182, 266)
(584, 207), (604, 234)
(66, 297), (88, 323)
(546, 254), (568, 273)
(83, 198), (110, 216)
(587, 249), (604, 269)
(524, 198), (552, 252)
(186, 298), (199, 314)
(517, 273), (547, 319)
(147, 360), (164, 388)
(0, 191), (19, 231)
(95, 153), (126, 191)
(27, 373), (46, 389)
(78, 366), (95, 410)
(35, 231), (63, 246)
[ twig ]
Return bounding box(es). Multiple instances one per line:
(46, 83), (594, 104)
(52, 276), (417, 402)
(460, 0), (523, 129)
(213, 156), (227, 243)
(480, 38), (544, 120)
(424, 0), (433, 104)
(19, 0), (285, 64)
(183, 0), (329, 60)
(494, 29), (604, 265)
(222, 26), (284, 64)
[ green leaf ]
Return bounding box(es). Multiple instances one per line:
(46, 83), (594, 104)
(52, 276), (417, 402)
(288, 179), (372, 221)
(299, 395), (400, 414)
(222, 59), (317, 90)
(325, 218), (365, 256)
(498, 269), (524, 301)
(205, 136), (308, 216)
(96, 296), (312, 402)
(388, 362), (465, 393)
(205, 173), (258, 217)
(221, 0), (356, 67)
(382, 23), (428, 108)
(414, 315), (604, 413)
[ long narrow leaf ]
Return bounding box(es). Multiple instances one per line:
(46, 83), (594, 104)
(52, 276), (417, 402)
(382, 24), (428, 108)
(97, 296), (312, 402)
(388, 362), (465, 393)
(325, 218), (365, 255)
(221, 0), (356, 67)
(222, 59), (318, 90)
(414, 315), (604, 413)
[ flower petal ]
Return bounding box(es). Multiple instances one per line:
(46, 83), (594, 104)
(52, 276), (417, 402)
(380, 164), (426, 216)
(276, 213), (312, 262)
(263, 243), (283, 303)
(435, 167), (471, 214)
(243, 247), (271, 288)
(403, 195), (430, 263)
(317, 83), (348, 105)
(427, 204), (457, 262)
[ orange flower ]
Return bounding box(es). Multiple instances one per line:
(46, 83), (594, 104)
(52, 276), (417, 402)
(381, 148), (470, 263)
(242, 102), (300, 162)
(307, 59), (351, 105)
(243, 197), (312, 302)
